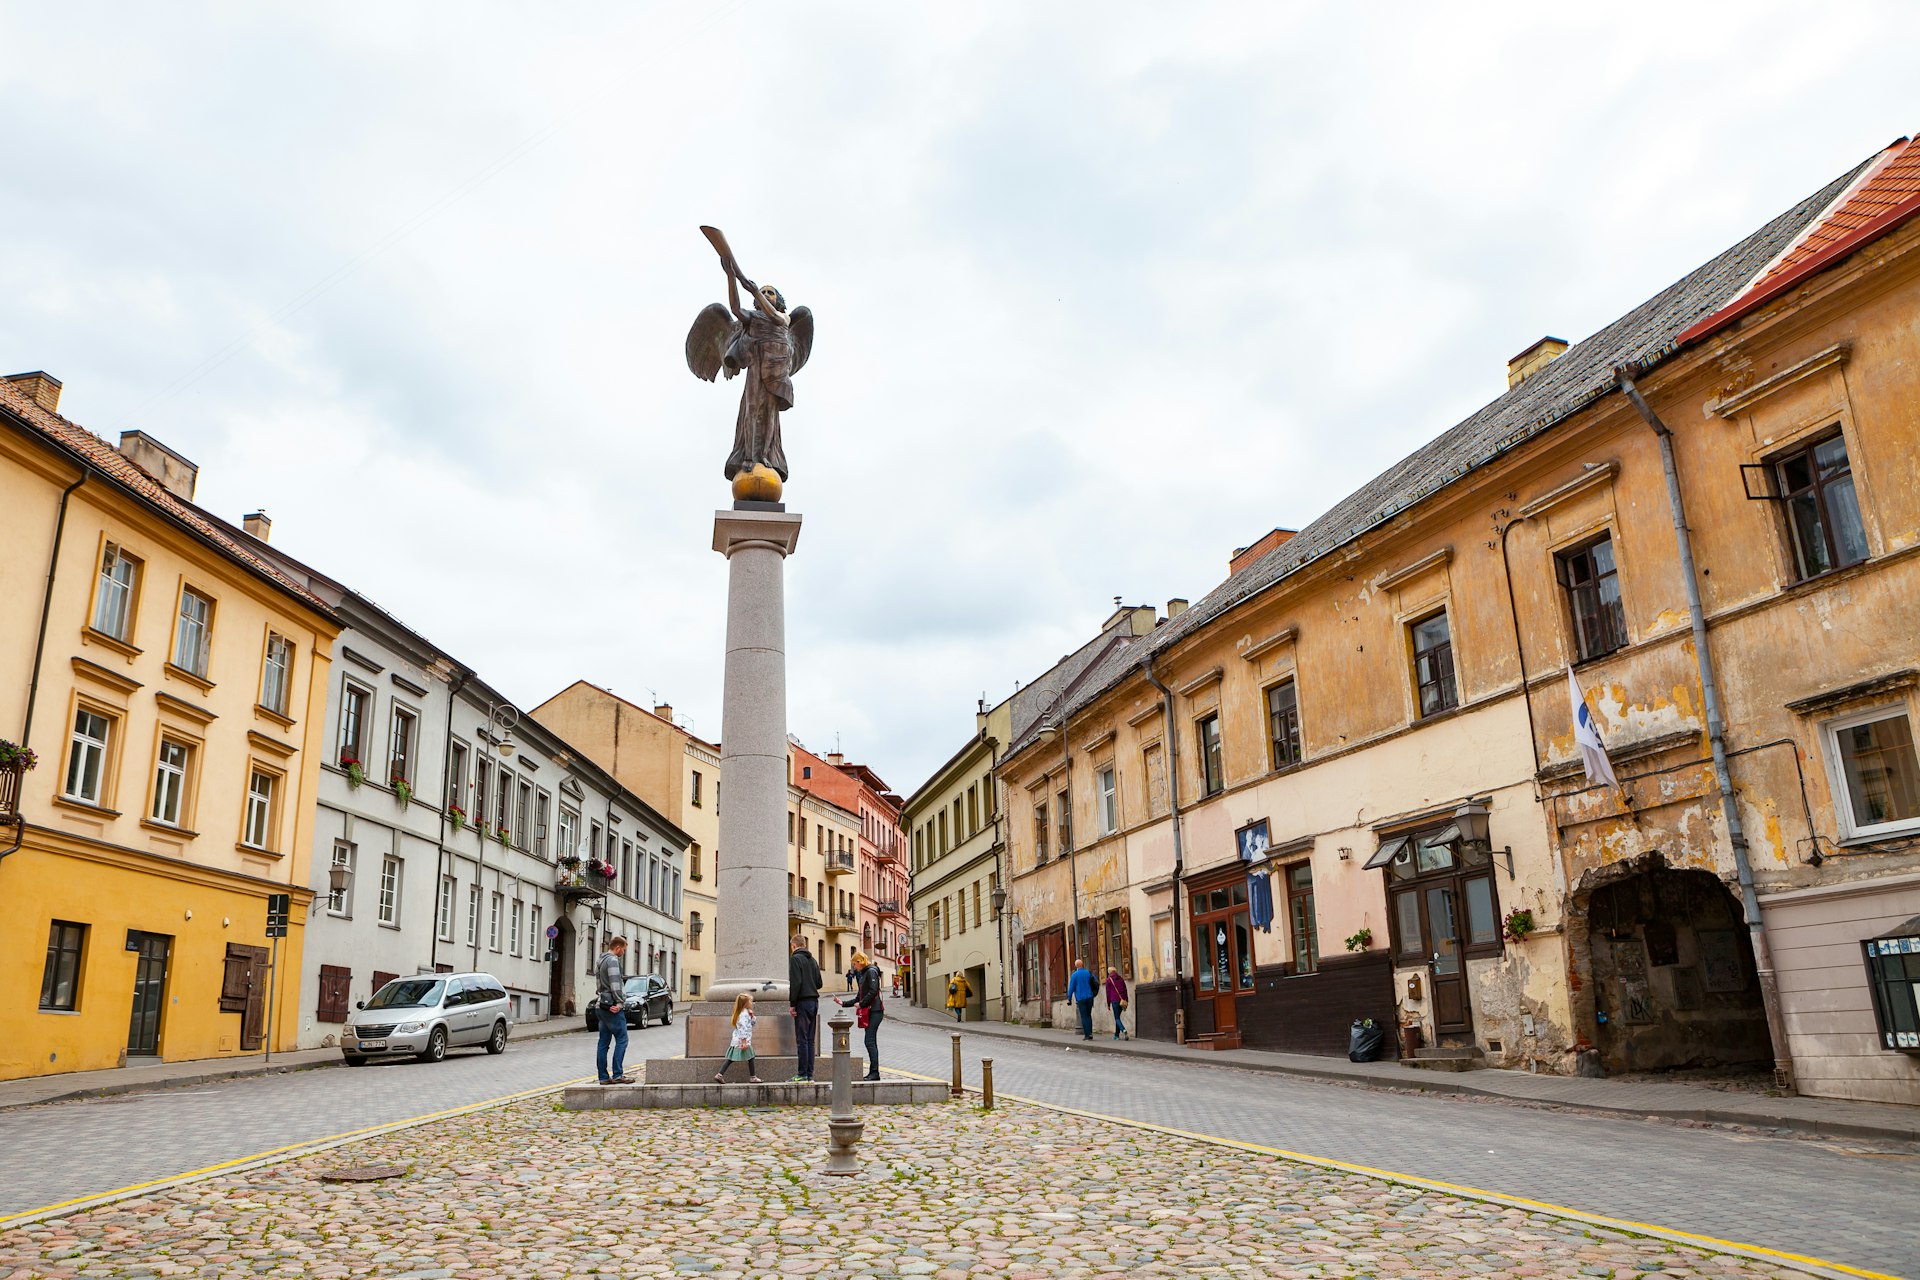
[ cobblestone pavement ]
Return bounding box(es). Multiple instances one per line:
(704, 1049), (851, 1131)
(0, 1093), (1832, 1280)
(0, 1025), (653, 1221)
(877, 1022), (1920, 1278)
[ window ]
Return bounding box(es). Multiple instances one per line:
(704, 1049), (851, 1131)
(447, 741), (468, 813)
(377, 856), (401, 925)
(338, 682), (371, 767)
(173, 587), (213, 679)
(475, 757), (493, 830)
(1096, 766), (1117, 836)
(799, 816), (808, 847)
(1033, 801), (1049, 865)
(689, 974), (702, 996)
(973, 881), (982, 929)
(534, 791), (550, 858)
(515, 780), (531, 848)
(92, 543), (140, 641)
(690, 842), (703, 880)
(151, 739), (191, 826)
(1558, 536), (1626, 661)
(529, 904), (543, 957)
(242, 769), (277, 849)
(1410, 612), (1458, 717)
(466, 885), (481, 946)
(1775, 432), (1868, 580)
(64, 707), (112, 804)
(1143, 743), (1167, 817)
(489, 892), (503, 951)
(967, 785), (979, 835)
(389, 705), (418, 788)
(1267, 681), (1302, 769)
(259, 633), (293, 716)
(328, 843), (354, 915)
(1825, 707), (1920, 840)
(437, 875), (455, 940)
(690, 911), (703, 950)
(1198, 713), (1224, 796)
(1286, 863), (1318, 974)
(937, 811), (948, 854)
(39, 921), (85, 1011)
(559, 807), (580, 859)
(691, 770), (703, 807)
(494, 765), (511, 831)
(1057, 790), (1072, 854)
(509, 900), (523, 956)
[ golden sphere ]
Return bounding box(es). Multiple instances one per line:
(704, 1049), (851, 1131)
(731, 465), (783, 503)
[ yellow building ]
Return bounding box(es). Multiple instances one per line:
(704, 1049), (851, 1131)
(0, 373), (339, 1080)
(531, 683), (720, 1001)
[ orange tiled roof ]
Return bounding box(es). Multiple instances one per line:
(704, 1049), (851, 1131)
(0, 380), (332, 616)
(1679, 133), (1920, 344)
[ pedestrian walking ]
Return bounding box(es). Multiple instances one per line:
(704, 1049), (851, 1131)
(1104, 966), (1130, 1040)
(838, 950), (885, 1079)
(594, 936), (634, 1084)
(713, 992), (762, 1083)
(788, 932), (824, 1082)
(1068, 958), (1096, 1040)
(945, 971), (973, 1022)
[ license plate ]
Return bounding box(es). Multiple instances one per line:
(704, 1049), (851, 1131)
(358, 1041), (386, 1050)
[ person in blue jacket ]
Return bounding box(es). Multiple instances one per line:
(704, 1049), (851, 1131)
(1067, 959), (1097, 1041)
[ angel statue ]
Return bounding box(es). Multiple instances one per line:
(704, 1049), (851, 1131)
(685, 226), (814, 500)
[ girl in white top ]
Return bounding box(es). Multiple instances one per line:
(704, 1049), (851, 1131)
(714, 992), (761, 1084)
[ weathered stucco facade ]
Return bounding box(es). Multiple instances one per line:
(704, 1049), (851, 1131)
(994, 138), (1920, 1102)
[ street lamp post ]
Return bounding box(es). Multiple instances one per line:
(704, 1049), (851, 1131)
(990, 883), (1009, 1022)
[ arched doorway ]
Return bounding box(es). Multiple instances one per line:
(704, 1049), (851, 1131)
(550, 917), (576, 1017)
(1583, 861), (1767, 1072)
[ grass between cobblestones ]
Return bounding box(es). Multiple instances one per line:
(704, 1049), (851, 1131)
(0, 1092), (1827, 1279)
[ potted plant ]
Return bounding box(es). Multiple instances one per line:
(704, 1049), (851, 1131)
(588, 858), (616, 882)
(0, 739), (37, 820)
(448, 804), (466, 829)
(390, 769), (412, 808)
(340, 750), (364, 788)
(1344, 927), (1373, 952)
(1503, 908), (1536, 944)
(495, 823), (510, 847)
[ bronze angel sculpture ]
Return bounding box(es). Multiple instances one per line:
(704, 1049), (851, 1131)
(685, 227), (814, 497)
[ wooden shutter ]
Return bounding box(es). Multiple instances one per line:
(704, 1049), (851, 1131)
(317, 965), (351, 1023)
(220, 945), (253, 1013)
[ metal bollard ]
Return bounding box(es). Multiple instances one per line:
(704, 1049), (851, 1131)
(824, 1003), (864, 1175)
(981, 1057), (994, 1110)
(950, 1031), (964, 1098)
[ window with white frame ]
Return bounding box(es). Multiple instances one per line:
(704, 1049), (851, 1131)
(494, 765), (512, 832)
(466, 884), (481, 945)
(509, 899), (523, 956)
(489, 892), (503, 951)
(64, 707), (112, 804)
(1096, 765), (1118, 836)
(528, 904), (543, 957)
(447, 741), (468, 814)
(377, 856), (402, 925)
(515, 780), (532, 848)
(259, 633), (293, 716)
(328, 842), (355, 914)
(151, 739), (191, 826)
(242, 769), (277, 849)
(389, 704), (418, 789)
(92, 543), (141, 641)
(559, 807), (580, 858)
(1824, 705), (1920, 840)
(173, 587), (213, 679)
(437, 874), (455, 939)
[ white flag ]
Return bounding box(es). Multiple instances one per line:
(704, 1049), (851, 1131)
(1568, 668), (1619, 788)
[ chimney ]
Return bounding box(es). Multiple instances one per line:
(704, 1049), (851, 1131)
(116, 431), (199, 502)
(1507, 336), (1568, 388)
(3, 371), (62, 413)
(827, 752), (845, 767)
(242, 511), (272, 542)
(653, 703), (674, 722)
(1229, 528), (1297, 576)
(1166, 598), (1189, 619)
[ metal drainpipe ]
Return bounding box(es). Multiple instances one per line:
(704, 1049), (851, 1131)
(1143, 652), (1189, 1046)
(1617, 364), (1796, 1091)
(5, 472), (88, 866)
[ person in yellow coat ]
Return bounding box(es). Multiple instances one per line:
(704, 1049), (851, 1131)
(945, 971), (974, 1023)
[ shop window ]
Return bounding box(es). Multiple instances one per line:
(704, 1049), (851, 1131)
(1286, 863), (1318, 974)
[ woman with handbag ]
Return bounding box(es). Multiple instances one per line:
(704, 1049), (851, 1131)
(839, 951), (884, 1079)
(1104, 966), (1130, 1041)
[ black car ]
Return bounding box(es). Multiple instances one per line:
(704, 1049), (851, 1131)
(583, 973), (674, 1030)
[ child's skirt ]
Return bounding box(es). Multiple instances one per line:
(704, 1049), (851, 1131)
(726, 1046), (755, 1061)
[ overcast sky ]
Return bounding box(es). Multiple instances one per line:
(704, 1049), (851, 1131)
(3, 3), (1912, 795)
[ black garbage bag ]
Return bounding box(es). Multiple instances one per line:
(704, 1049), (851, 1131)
(1348, 1017), (1385, 1063)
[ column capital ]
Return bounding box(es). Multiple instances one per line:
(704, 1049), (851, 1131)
(713, 509), (803, 557)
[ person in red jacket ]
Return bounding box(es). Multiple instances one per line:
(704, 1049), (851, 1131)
(1103, 966), (1130, 1041)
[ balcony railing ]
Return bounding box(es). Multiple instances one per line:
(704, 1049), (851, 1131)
(825, 849), (855, 875)
(788, 896), (817, 921)
(828, 909), (858, 932)
(877, 898), (903, 917)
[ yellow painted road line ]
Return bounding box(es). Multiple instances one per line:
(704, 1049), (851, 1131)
(0, 1076), (592, 1229)
(886, 1066), (1903, 1280)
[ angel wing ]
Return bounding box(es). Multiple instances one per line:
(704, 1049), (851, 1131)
(685, 302), (742, 382)
(788, 306), (814, 377)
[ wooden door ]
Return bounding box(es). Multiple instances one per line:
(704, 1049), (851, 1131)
(1192, 880), (1254, 1032)
(126, 932), (171, 1056)
(1423, 884), (1471, 1036)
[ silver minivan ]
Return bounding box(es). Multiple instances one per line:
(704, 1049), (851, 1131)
(342, 972), (513, 1065)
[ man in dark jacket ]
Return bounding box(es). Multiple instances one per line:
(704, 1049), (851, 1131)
(788, 933), (824, 1082)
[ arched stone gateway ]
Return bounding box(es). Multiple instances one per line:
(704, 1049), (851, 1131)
(1573, 856), (1768, 1073)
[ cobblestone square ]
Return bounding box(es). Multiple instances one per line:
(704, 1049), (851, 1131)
(0, 1091), (1822, 1279)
